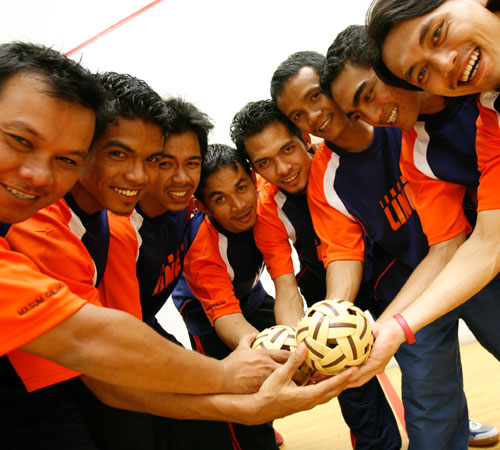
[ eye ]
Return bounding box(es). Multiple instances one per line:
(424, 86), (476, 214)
(215, 195), (226, 204)
(352, 112), (362, 121)
(364, 89), (373, 102)
(432, 25), (442, 46)
(56, 156), (79, 166)
(238, 183), (248, 192)
(293, 112), (302, 122)
(160, 160), (173, 168)
(6, 133), (32, 149)
(311, 92), (320, 101)
(110, 150), (126, 158)
(283, 145), (294, 154)
(258, 159), (270, 169)
(417, 66), (428, 84)
(187, 161), (201, 168)
(147, 155), (161, 164)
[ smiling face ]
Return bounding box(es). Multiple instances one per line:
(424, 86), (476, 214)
(382, 0), (500, 96)
(244, 121), (312, 194)
(139, 131), (202, 217)
(331, 64), (424, 130)
(200, 164), (257, 234)
(74, 118), (164, 215)
(276, 66), (348, 141)
(0, 73), (95, 224)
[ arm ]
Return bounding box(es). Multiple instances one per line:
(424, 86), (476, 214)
(349, 209), (500, 387)
(81, 343), (356, 425)
(325, 260), (363, 301)
(214, 313), (259, 350)
(273, 273), (305, 326)
(21, 306), (288, 394)
(376, 232), (466, 322)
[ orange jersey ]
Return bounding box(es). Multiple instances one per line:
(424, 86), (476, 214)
(6, 198), (141, 391)
(476, 92), (500, 211)
(0, 236), (86, 356)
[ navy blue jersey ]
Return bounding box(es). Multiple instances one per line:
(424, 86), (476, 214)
(172, 211), (267, 337)
(132, 205), (188, 324)
(308, 127), (429, 304)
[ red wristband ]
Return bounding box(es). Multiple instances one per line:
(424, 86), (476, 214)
(393, 313), (416, 344)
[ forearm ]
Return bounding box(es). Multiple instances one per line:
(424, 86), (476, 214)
(325, 260), (363, 301)
(378, 232), (466, 323)
(214, 313), (259, 350)
(402, 212), (500, 333)
(273, 273), (305, 326)
(21, 303), (229, 394)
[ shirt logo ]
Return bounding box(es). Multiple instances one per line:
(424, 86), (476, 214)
(152, 246), (183, 296)
(380, 176), (414, 231)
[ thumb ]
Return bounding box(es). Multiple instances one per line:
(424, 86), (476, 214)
(284, 343), (308, 373)
(237, 333), (257, 349)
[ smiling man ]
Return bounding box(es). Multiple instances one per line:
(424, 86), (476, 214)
(172, 143), (282, 450)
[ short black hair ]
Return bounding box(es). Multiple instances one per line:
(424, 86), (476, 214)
(366, 0), (446, 90)
(270, 51), (325, 101)
(195, 143), (252, 201)
(0, 41), (106, 141)
(320, 25), (378, 95)
(164, 97), (213, 158)
(98, 71), (169, 136)
(230, 99), (303, 162)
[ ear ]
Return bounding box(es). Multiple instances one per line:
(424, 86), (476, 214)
(302, 131), (312, 151)
(195, 198), (211, 215)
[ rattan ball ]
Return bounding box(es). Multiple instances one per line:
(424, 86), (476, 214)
(296, 299), (373, 375)
(252, 325), (298, 351)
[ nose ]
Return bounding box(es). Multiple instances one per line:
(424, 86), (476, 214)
(124, 160), (149, 185)
(275, 157), (291, 176)
(18, 156), (54, 188)
(172, 165), (190, 184)
(433, 49), (458, 77)
(308, 108), (321, 128)
(230, 195), (246, 211)
(364, 105), (383, 126)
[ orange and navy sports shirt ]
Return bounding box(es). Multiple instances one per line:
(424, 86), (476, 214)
(0, 224), (86, 356)
(307, 127), (429, 303)
(5, 194), (141, 392)
(254, 179), (327, 303)
(400, 96), (479, 246)
(475, 91), (500, 211)
(172, 211), (267, 337)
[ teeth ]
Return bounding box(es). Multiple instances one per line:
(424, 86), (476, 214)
(114, 188), (139, 197)
(460, 48), (480, 83)
(283, 173), (298, 183)
(171, 191), (188, 198)
(387, 106), (398, 124)
(319, 117), (331, 132)
(5, 185), (36, 200)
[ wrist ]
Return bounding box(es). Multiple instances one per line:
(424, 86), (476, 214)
(393, 313), (416, 344)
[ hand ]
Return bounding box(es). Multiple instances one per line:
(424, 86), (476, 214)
(247, 343), (357, 423)
(347, 319), (405, 388)
(220, 334), (290, 394)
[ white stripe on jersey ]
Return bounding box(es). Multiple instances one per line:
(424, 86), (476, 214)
(413, 121), (438, 180)
(323, 151), (354, 220)
(67, 207), (98, 286)
(480, 91), (500, 126)
(274, 190), (297, 243)
(217, 233), (234, 281)
(129, 209), (144, 261)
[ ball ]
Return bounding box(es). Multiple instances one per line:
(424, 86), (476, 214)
(296, 299), (373, 375)
(252, 325), (298, 351)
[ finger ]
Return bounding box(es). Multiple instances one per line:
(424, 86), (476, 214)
(262, 348), (291, 363)
(237, 333), (257, 349)
(279, 344), (307, 377)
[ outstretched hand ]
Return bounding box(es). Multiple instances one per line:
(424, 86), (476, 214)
(221, 333), (290, 394)
(347, 319), (405, 388)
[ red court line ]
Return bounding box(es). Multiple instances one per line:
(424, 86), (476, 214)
(65, 0), (165, 57)
(377, 371), (407, 434)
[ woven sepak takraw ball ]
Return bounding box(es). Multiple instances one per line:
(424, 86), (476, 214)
(252, 325), (298, 351)
(296, 299), (373, 375)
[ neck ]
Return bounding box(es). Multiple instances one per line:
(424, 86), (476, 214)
(330, 120), (374, 152)
(70, 181), (103, 215)
(419, 92), (446, 115)
(138, 196), (168, 219)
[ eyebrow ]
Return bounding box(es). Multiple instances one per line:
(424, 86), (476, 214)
(286, 86), (317, 120)
(353, 80), (368, 108)
(6, 120), (40, 138)
(163, 154), (202, 160)
(208, 177), (247, 200)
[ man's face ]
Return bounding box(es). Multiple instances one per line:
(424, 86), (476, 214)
(75, 118), (164, 215)
(244, 122), (312, 194)
(382, 0), (500, 96)
(200, 163), (257, 234)
(276, 66), (348, 141)
(140, 131), (202, 217)
(331, 64), (423, 131)
(0, 73), (95, 224)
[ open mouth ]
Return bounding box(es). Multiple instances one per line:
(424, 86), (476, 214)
(386, 106), (398, 125)
(318, 116), (332, 132)
(233, 207), (253, 222)
(282, 172), (299, 184)
(4, 184), (37, 200)
(113, 187), (140, 198)
(459, 48), (480, 84)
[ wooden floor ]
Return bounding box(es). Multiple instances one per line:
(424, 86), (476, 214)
(275, 341), (500, 449)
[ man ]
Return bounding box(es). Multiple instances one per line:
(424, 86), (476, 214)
(172, 143), (282, 449)
(4, 69), (354, 449)
(230, 99), (402, 450)
(321, 23), (500, 446)
(354, 0), (500, 398)
(270, 50), (483, 449)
